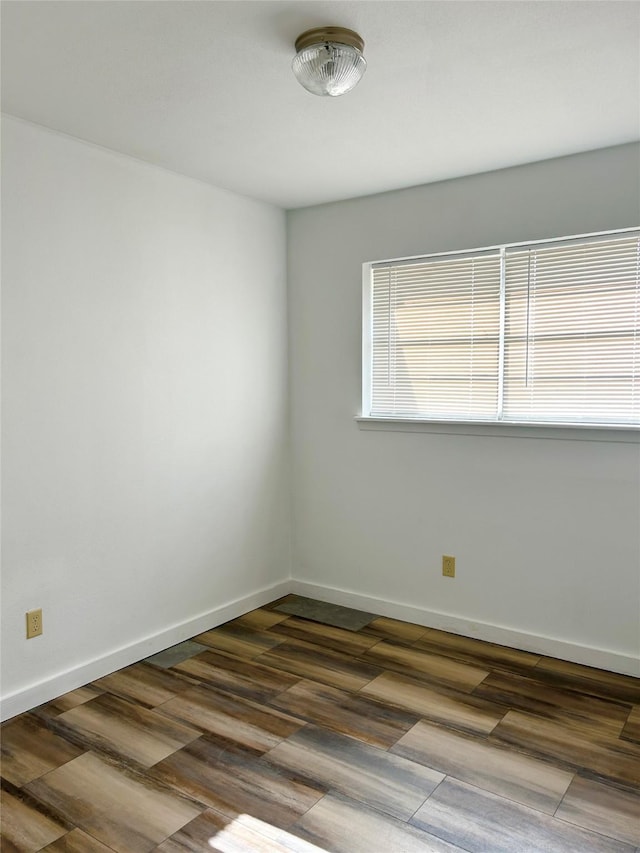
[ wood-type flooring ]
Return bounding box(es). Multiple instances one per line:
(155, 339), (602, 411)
(2, 595), (639, 852)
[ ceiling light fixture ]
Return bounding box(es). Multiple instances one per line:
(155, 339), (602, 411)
(292, 27), (366, 97)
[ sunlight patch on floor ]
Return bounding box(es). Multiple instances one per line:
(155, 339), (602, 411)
(208, 813), (327, 853)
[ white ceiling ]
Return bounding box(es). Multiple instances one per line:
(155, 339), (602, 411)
(2, 1), (639, 209)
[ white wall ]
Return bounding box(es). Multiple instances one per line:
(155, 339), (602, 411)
(287, 144), (640, 674)
(1, 117), (290, 716)
(2, 126), (638, 721)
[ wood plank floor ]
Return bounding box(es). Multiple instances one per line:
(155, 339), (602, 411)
(2, 595), (639, 853)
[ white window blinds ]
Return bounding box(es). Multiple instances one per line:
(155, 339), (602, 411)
(370, 252), (502, 420)
(365, 229), (640, 427)
(503, 235), (640, 424)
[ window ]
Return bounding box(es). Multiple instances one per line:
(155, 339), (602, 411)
(363, 228), (640, 428)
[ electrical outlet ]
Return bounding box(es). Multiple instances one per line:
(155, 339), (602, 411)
(442, 555), (456, 578)
(26, 609), (43, 639)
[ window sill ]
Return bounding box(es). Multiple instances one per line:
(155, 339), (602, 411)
(355, 417), (640, 443)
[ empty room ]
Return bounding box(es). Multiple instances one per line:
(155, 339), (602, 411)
(1, 1), (639, 851)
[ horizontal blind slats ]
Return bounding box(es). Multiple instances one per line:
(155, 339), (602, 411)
(371, 254), (501, 419)
(368, 230), (640, 425)
(502, 234), (639, 424)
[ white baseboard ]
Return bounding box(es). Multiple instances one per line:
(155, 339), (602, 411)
(0, 579), (290, 722)
(291, 579), (640, 678)
(3, 576), (637, 720)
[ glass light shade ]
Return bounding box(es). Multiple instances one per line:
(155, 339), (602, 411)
(292, 41), (366, 97)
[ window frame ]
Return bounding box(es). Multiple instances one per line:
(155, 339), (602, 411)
(361, 227), (640, 438)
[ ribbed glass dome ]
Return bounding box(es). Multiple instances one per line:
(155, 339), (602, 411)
(292, 41), (366, 97)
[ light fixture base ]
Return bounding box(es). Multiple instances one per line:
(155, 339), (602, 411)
(294, 27), (364, 54)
